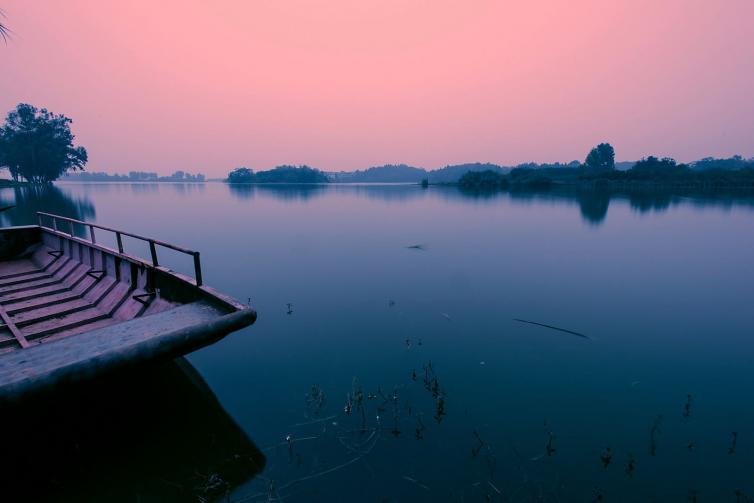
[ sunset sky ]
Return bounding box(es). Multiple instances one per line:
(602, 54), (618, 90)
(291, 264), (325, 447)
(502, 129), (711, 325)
(1, 0), (753, 176)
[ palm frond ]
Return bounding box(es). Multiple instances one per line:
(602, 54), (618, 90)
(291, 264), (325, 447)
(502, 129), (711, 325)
(0, 9), (10, 43)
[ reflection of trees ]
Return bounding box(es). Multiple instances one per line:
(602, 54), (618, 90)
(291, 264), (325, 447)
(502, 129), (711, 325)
(453, 185), (754, 225)
(577, 190), (610, 225)
(227, 183), (327, 201)
(0, 185), (96, 227)
(626, 191), (674, 213)
(227, 183), (255, 200)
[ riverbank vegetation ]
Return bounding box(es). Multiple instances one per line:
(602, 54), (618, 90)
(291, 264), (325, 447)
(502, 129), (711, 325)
(0, 103), (88, 184)
(459, 144), (754, 190)
(61, 171), (206, 182)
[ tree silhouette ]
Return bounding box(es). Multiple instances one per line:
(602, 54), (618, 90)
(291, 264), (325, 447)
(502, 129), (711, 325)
(0, 103), (88, 183)
(584, 143), (615, 171)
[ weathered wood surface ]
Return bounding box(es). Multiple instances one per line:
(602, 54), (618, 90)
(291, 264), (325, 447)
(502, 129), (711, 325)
(0, 247), (178, 352)
(0, 222), (257, 400)
(0, 301), (255, 400)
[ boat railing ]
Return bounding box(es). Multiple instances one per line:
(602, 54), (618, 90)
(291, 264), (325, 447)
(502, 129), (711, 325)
(35, 212), (203, 286)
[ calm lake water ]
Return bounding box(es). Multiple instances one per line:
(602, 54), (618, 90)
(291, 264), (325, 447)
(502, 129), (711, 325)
(2, 182), (754, 502)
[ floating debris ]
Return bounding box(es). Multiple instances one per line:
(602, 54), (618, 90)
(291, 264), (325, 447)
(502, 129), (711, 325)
(513, 318), (591, 340)
(688, 489), (698, 502)
(286, 303), (294, 315)
(411, 369), (417, 381)
(729, 432), (738, 455)
(687, 441), (695, 451)
(405, 337), (411, 349)
(625, 453), (635, 477)
(592, 489), (605, 502)
(406, 244), (427, 251)
(441, 312), (452, 321)
(630, 381), (641, 387)
(683, 394), (693, 418)
(600, 447), (612, 468)
(388, 299), (396, 307)
(650, 415), (662, 456)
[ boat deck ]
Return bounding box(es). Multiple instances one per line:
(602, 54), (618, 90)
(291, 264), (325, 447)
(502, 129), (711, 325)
(0, 217), (256, 401)
(0, 244), (177, 354)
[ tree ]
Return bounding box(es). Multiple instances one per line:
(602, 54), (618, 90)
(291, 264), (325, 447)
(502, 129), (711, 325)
(584, 143), (615, 171)
(227, 167), (255, 183)
(0, 103), (88, 183)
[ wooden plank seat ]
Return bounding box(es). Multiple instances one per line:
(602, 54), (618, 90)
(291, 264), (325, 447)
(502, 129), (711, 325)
(0, 245), (178, 353)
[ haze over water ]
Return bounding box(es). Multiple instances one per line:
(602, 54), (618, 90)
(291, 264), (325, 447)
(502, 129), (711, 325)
(3, 182), (754, 501)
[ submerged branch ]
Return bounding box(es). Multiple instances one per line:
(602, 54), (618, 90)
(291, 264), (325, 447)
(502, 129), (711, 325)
(513, 318), (591, 340)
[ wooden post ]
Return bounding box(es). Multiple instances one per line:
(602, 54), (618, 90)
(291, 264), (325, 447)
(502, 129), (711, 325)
(116, 232), (124, 253)
(52, 217), (58, 232)
(149, 240), (159, 267)
(89, 225), (96, 244)
(37, 213), (42, 227)
(193, 252), (203, 286)
(69, 220), (75, 237)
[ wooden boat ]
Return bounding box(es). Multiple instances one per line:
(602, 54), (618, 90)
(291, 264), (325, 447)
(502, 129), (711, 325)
(0, 212), (257, 401)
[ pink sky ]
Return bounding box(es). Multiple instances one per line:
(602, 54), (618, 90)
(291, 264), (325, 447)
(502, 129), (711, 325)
(1, 0), (753, 176)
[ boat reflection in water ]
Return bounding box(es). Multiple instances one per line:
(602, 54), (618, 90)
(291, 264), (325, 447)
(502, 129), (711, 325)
(0, 358), (265, 502)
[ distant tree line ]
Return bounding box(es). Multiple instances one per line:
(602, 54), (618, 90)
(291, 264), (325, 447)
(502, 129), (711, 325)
(459, 143), (754, 190)
(62, 170), (205, 182)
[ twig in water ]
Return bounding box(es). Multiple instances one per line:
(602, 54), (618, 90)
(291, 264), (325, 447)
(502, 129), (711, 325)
(434, 396), (446, 423)
(546, 429), (556, 457)
(402, 476), (430, 491)
(600, 447), (612, 468)
(305, 385), (326, 416)
(649, 415), (662, 456)
(343, 393), (353, 415)
(683, 394), (693, 418)
(415, 415), (426, 439)
(729, 432), (738, 455)
(625, 453), (635, 477)
(513, 318), (591, 340)
(471, 430), (486, 458)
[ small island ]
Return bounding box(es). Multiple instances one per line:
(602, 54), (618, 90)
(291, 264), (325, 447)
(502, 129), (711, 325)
(226, 165), (328, 184)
